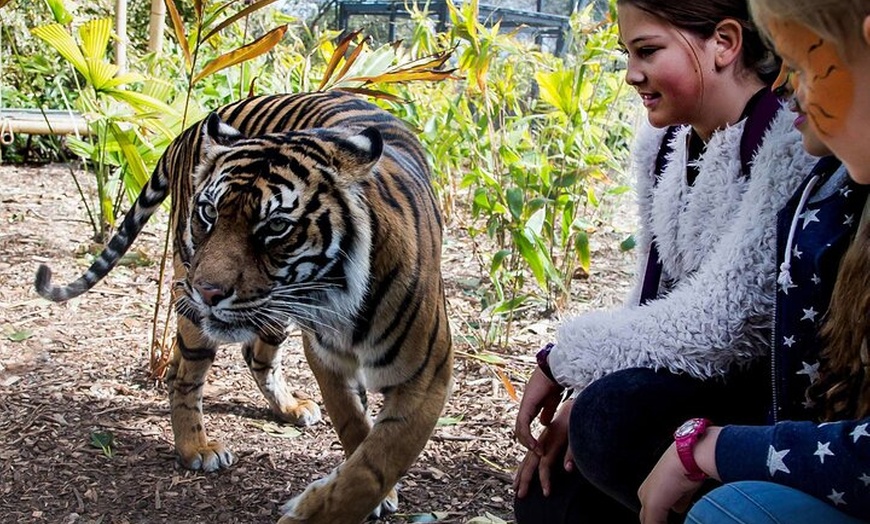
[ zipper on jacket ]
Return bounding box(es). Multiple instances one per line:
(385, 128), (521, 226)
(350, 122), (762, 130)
(770, 281), (779, 424)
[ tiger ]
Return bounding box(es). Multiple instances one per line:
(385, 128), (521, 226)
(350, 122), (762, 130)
(34, 90), (454, 524)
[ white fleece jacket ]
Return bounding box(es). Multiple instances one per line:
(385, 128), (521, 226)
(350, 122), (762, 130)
(549, 105), (817, 390)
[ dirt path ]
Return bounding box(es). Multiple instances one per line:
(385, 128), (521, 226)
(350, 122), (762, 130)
(0, 163), (636, 523)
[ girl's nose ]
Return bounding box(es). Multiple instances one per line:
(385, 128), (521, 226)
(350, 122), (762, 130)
(624, 61), (644, 86)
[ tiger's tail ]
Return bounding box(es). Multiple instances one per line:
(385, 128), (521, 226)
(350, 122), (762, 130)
(35, 163), (171, 302)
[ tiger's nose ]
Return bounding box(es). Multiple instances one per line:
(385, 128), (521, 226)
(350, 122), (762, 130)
(195, 282), (231, 306)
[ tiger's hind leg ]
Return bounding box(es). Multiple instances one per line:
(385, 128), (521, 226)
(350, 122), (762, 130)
(279, 338), (453, 524)
(242, 337), (321, 427)
(166, 314), (235, 472)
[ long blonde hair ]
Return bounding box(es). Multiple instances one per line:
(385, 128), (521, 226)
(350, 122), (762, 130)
(813, 203), (870, 420)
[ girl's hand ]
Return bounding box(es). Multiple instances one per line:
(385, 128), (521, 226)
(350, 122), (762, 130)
(638, 427), (722, 524)
(638, 443), (701, 523)
(513, 399), (574, 498)
(514, 367), (564, 453)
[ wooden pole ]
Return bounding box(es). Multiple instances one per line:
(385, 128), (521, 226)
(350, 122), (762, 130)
(0, 110), (91, 136)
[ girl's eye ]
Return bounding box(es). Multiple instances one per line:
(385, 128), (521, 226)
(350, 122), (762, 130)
(636, 47), (658, 58)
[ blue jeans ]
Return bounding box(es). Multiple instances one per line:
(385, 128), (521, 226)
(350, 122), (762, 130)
(687, 481), (868, 523)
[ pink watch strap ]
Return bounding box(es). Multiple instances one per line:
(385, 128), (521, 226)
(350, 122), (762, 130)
(674, 418), (710, 482)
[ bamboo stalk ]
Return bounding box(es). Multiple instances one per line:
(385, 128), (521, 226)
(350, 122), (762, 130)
(0, 110), (90, 136)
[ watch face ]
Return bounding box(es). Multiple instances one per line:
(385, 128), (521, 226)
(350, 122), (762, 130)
(675, 418), (702, 438)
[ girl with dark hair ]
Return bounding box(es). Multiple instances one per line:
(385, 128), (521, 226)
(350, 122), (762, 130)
(513, 0), (819, 521)
(637, 1), (870, 522)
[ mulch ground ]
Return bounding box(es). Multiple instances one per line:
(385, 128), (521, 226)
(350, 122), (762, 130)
(0, 162), (636, 524)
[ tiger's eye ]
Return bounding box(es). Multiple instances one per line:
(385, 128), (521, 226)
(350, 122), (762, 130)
(201, 203), (218, 221)
(268, 218), (291, 234)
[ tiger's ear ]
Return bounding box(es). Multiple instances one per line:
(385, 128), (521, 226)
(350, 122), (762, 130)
(201, 112), (244, 160)
(332, 127), (383, 180)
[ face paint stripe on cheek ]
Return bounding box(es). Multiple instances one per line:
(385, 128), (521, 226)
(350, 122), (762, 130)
(768, 18), (854, 137)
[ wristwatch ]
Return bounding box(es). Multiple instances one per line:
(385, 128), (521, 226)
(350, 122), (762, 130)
(674, 417), (711, 482)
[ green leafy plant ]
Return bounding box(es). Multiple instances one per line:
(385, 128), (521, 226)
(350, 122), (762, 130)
(89, 430), (115, 458)
(403, 0), (635, 347)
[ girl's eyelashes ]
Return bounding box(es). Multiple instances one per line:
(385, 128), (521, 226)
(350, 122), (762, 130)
(617, 46), (658, 58)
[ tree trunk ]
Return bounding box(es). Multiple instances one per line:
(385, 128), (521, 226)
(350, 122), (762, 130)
(114, 0), (128, 73)
(148, 0), (166, 55)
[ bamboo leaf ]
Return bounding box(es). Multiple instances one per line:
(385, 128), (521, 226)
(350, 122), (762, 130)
(490, 249), (511, 275)
(31, 24), (88, 78)
(318, 29), (361, 90)
(206, 0), (245, 27)
(44, 0), (73, 24)
(251, 421), (302, 439)
(526, 208), (545, 235)
(356, 69), (457, 85)
(398, 49), (454, 71)
(347, 43), (396, 80)
(456, 350), (506, 365)
(490, 295), (528, 315)
(436, 416), (463, 427)
(333, 38), (367, 85)
(506, 187), (523, 220)
(164, 0), (192, 69)
(202, 0), (281, 43)
(109, 123), (150, 198)
(513, 230), (547, 288)
(495, 367), (518, 402)
(7, 330), (33, 342)
(193, 25), (287, 84)
(575, 231), (591, 272)
(333, 87), (405, 102)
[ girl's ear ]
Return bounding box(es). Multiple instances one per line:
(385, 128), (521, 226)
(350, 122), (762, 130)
(863, 14), (870, 47)
(712, 19), (743, 70)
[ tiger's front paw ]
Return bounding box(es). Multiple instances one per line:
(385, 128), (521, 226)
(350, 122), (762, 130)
(176, 440), (235, 472)
(274, 398), (322, 427)
(279, 470), (335, 523)
(278, 471), (398, 523)
(370, 486), (399, 519)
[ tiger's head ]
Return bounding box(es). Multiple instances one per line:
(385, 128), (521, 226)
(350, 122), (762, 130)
(175, 113), (382, 344)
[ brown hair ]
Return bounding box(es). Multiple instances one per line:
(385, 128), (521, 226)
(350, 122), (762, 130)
(618, 0), (781, 83)
(812, 217), (870, 420)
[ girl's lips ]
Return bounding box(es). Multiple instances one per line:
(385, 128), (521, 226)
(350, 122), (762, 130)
(794, 113), (807, 128)
(640, 93), (660, 108)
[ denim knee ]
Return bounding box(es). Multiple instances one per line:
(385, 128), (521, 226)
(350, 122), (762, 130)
(687, 481), (868, 524)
